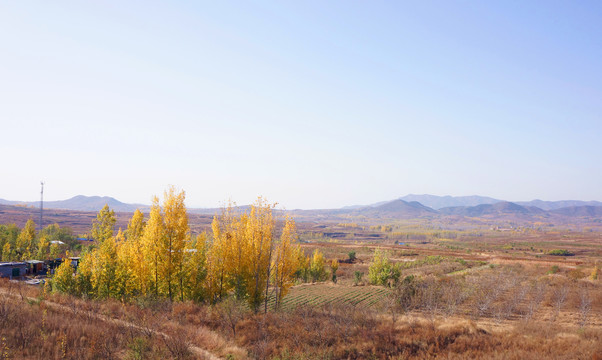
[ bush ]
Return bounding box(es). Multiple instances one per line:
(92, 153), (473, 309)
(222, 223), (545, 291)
(353, 271), (364, 286)
(347, 251), (356, 262)
(309, 250), (327, 282)
(548, 249), (574, 256)
(568, 269), (586, 280)
(127, 337), (152, 360)
(368, 250), (401, 287)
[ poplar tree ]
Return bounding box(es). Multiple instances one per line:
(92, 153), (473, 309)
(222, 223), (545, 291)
(310, 249), (327, 282)
(185, 232), (208, 301)
(126, 209), (145, 241)
(16, 219), (36, 260)
(272, 216), (301, 309)
(115, 228), (135, 300)
(75, 252), (94, 298)
(208, 215), (231, 302)
(36, 235), (50, 260)
(126, 209), (147, 295)
(142, 197), (165, 297)
(92, 233), (119, 298)
(1, 242), (12, 262)
(91, 204), (116, 243)
(245, 197), (275, 313)
(160, 186), (189, 301)
(53, 258), (76, 295)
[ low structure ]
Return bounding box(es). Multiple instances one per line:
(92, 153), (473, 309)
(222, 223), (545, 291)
(69, 257), (81, 269)
(0, 262), (28, 279)
(45, 258), (63, 275)
(25, 260), (45, 276)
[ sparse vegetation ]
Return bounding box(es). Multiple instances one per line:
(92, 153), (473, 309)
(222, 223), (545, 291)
(548, 249), (574, 256)
(2, 195), (602, 359)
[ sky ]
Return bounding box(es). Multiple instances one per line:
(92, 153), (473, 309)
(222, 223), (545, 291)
(1, 1), (601, 209)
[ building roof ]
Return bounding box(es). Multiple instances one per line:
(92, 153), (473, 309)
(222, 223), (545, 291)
(0, 262), (27, 267)
(24, 260), (44, 264)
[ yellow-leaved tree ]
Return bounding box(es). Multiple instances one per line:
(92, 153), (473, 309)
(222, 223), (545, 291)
(160, 186), (190, 301)
(91, 204), (116, 244)
(16, 219), (36, 260)
(126, 209), (146, 240)
(36, 235), (50, 260)
(330, 259), (339, 283)
(52, 257), (76, 295)
(310, 249), (327, 282)
(126, 209), (147, 296)
(245, 197), (276, 313)
(215, 203), (250, 300)
(75, 251), (94, 298)
(207, 214), (231, 303)
(1, 242), (12, 262)
(114, 228), (135, 300)
(91, 232), (118, 298)
(185, 232), (208, 302)
(142, 197), (165, 297)
(272, 216), (301, 309)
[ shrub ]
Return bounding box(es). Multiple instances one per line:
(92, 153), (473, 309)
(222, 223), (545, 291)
(548, 249), (574, 256)
(368, 250), (401, 287)
(309, 250), (327, 282)
(353, 271), (364, 286)
(50, 258), (76, 295)
(347, 251), (356, 262)
(568, 269), (586, 280)
(330, 260), (339, 283)
(127, 337), (152, 360)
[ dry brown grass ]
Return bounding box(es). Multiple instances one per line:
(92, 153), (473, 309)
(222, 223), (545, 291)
(0, 279), (246, 359)
(3, 223), (602, 360)
(229, 303), (602, 359)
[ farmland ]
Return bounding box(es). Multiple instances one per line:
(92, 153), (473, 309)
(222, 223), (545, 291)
(1, 202), (602, 359)
(268, 284), (390, 310)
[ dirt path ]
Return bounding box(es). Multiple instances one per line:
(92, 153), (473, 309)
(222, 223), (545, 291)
(0, 286), (224, 360)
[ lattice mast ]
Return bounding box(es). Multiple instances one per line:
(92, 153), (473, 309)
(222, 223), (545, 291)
(40, 181), (44, 231)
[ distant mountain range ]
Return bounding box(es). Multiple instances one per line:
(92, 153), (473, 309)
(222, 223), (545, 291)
(396, 194), (602, 211)
(439, 201), (543, 217)
(1, 194), (602, 221)
(0, 195), (148, 213)
(398, 194), (500, 209)
(312, 194), (602, 221)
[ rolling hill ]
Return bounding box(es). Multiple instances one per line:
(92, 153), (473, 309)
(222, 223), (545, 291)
(398, 194), (501, 209)
(439, 202), (538, 217)
(550, 206), (602, 217)
(516, 199), (602, 211)
(1, 194), (602, 225)
(0, 195), (148, 213)
(354, 199), (438, 218)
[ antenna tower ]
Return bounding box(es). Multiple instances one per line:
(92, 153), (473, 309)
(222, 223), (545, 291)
(40, 181), (44, 231)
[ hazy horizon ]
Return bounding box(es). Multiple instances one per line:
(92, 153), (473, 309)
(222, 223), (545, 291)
(2, 192), (601, 211)
(1, 2), (601, 209)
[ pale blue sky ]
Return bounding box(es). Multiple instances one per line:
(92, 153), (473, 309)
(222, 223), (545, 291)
(1, 1), (601, 209)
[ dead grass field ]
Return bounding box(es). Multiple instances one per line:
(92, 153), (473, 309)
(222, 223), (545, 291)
(2, 217), (602, 359)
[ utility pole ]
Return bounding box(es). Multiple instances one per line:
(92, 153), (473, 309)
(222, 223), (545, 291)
(40, 181), (44, 232)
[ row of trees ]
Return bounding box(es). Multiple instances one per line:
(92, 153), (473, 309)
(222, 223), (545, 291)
(51, 188), (329, 312)
(0, 221), (73, 262)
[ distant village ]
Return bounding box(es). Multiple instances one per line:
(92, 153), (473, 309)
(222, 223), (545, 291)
(0, 236), (92, 284)
(0, 256), (81, 285)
